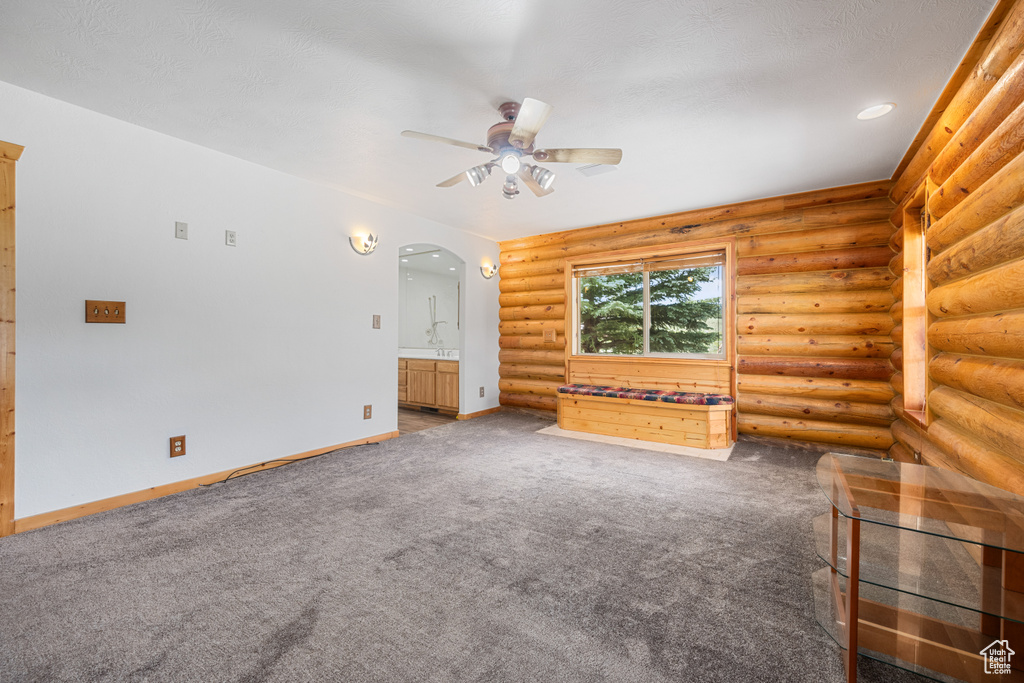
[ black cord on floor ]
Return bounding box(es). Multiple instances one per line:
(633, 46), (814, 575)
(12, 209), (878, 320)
(199, 441), (380, 487)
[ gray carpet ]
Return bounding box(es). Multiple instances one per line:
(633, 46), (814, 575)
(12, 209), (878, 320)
(0, 412), (925, 682)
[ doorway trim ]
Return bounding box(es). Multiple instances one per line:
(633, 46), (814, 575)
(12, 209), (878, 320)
(0, 139), (23, 537)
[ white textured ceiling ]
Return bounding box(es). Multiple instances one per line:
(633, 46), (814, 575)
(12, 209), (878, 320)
(0, 0), (996, 241)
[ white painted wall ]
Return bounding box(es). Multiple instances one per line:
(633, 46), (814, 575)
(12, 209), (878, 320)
(399, 267), (459, 350)
(0, 80), (501, 519)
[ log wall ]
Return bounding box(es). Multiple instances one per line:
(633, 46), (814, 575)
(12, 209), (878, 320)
(497, 182), (898, 455)
(887, 0), (1024, 494)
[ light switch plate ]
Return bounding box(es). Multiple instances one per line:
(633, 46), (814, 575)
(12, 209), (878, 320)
(85, 300), (126, 324)
(372, 314), (380, 329)
(225, 230), (237, 247)
(175, 222), (188, 240)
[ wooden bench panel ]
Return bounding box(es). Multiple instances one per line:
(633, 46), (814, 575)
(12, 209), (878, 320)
(569, 357), (731, 394)
(557, 393), (733, 449)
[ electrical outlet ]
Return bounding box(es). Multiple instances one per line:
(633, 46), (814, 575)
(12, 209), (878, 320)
(372, 314), (380, 329)
(175, 222), (188, 240)
(170, 435), (186, 458)
(225, 230), (237, 247)
(479, 387), (485, 398)
(363, 405), (372, 419)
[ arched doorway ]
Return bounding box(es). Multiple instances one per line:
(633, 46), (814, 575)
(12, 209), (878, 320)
(396, 243), (465, 433)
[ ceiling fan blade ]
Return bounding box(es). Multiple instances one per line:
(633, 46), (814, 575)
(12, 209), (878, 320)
(436, 171), (469, 188)
(517, 166), (554, 197)
(508, 98), (553, 149)
(402, 130), (492, 154)
(532, 148), (622, 165)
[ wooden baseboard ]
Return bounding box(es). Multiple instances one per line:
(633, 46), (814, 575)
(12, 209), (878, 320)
(11, 430), (399, 535)
(456, 407), (502, 420)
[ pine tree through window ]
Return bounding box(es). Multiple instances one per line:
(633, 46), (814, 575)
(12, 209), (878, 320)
(575, 250), (725, 358)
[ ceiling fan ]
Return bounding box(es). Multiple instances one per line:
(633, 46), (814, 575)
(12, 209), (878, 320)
(401, 98), (622, 200)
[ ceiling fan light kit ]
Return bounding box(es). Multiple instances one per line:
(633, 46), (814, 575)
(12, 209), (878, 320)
(401, 97), (622, 200)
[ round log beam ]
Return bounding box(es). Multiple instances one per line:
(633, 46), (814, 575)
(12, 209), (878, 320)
(737, 335), (893, 358)
(736, 245), (893, 276)
(930, 49), (1024, 188)
(498, 304), (564, 321)
(737, 413), (894, 449)
(498, 349), (565, 366)
(498, 392), (556, 412)
(927, 258), (1024, 316)
(737, 290), (893, 315)
(928, 148), (1024, 254)
(737, 356), (893, 381)
(737, 268), (895, 296)
(928, 309), (1024, 359)
(738, 392), (895, 426)
(737, 313), (893, 336)
(737, 375), (895, 403)
(929, 385), (1024, 457)
(929, 352), (1024, 412)
(927, 202), (1024, 286)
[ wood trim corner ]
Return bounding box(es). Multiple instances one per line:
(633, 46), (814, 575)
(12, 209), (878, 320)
(11, 431), (399, 534)
(0, 141), (24, 162)
(0, 141), (19, 537)
(456, 407), (502, 420)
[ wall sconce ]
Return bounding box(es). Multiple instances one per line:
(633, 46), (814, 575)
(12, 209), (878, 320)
(349, 233), (378, 255)
(480, 262), (498, 279)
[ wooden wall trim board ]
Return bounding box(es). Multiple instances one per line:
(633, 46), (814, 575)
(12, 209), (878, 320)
(456, 407), (502, 420)
(12, 431), (400, 534)
(0, 140), (20, 537)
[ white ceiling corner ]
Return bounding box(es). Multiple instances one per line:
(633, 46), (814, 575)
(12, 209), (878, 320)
(0, 0), (997, 241)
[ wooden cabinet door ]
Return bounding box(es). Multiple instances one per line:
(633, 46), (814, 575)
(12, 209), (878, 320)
(436, 370), (459, 410)
(407, 370), (435, 405)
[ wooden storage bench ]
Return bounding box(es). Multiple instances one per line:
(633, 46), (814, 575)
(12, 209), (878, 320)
(556, 384), (735, 449)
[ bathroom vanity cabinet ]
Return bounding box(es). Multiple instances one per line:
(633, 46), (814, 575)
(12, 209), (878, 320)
(399, 358), (459, 413)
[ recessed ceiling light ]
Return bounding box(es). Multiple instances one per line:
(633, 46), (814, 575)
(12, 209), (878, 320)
(405, 247), (414, 252)
(449, 267), (455, 271)
(432, 254), (439, 258)
(857, 103), (896, 120)
(401, 258), (408, 262)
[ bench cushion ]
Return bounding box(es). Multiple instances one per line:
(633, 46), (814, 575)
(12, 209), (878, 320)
(557, 384), (734, 405)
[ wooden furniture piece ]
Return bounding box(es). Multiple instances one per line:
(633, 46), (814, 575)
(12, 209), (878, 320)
(555, 354), (736, 450)
(398, 358), (458, 414)
(556, 387), (733, 449)
(814, 453), (1024, 683)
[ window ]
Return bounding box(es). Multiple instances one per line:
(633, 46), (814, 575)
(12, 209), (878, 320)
(573, 250), (726, 359)
(902, 183), (931, 426)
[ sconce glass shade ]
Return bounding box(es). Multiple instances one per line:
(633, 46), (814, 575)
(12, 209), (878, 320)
(466, 164), (491, 187)
(480, 262), (498, 279)
(502, 175), (519, 200)
(531, 165), (555, 190)
(349, 233), (378, 255)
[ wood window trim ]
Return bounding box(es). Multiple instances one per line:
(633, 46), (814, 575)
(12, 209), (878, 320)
(562, 237), (737, 397)
(0, 139), (23, 538)
(901, 181), (933, 430)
